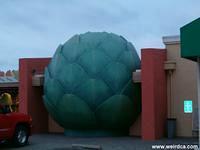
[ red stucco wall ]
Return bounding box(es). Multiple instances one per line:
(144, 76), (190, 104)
(19, 58), (51, 133)
(19, 52), (168, 139)
(141, 49), (167, 140)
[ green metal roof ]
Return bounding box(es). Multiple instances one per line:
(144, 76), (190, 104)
(0, 77), (18, 83)
(0, 77), (19, 87)
(181, 18), (200, 61)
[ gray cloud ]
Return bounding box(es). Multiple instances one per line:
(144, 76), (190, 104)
(0, 0), (200, 70)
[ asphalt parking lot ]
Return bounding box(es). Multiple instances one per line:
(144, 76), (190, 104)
(0, 134), (199, 150)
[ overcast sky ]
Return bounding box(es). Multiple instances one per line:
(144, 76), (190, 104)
(0, 0), (200, 71)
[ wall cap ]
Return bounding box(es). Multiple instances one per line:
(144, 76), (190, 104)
(162, 35), (180, 45)
(132, 69), (141, 83)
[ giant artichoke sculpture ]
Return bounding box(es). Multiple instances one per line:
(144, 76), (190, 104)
(43, 32), (141, 132)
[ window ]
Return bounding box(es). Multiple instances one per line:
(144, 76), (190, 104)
(184, 100), (193, 113)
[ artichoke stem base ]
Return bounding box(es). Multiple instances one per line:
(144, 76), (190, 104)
(64, 129), (129, 137)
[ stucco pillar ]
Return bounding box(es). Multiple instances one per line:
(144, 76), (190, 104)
(141, 49), (167, 140)
(19, 58), (51, 133)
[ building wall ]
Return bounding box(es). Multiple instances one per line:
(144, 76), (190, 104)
(18, 42), (197, 138)
(19, 58), (51, 133)
(19, 58), (67, 133)
(48, 115), (64, 133)
(129, 115), (141, 136)
(163, 37), (198, 137)
(18, 58), (142, 135)
(141, 49), (167, 140)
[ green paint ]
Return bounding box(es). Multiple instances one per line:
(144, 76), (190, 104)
(43, 32), (141, 133)
(184, 100), (193, 113)
(181, 18), (200, 61)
